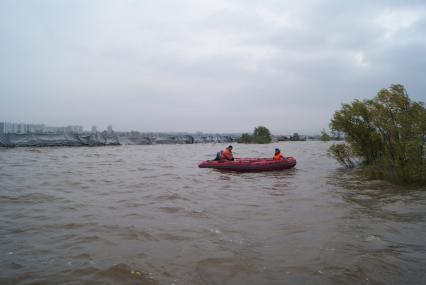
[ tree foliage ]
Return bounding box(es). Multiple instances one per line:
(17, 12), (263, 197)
(290, 132), (301, 141)
(328, 143), (354, 168)
(238, 126), (272, 144)
(320, 129), (331, 142)
(329, 84), (426, 184)
(253, 126), (272, 143)
(239, 133), (253, 143)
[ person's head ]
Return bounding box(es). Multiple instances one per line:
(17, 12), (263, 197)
(228, 145), (233, 150)
(275, 148), (280, 154)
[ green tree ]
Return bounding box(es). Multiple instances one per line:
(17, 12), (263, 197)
(238, 126), (272, 144)
(290, 132), (305, 141)
(330, 84), (426, 184)
(320, 129), (331, 142)
(253, 126), (272, 144)
(238, 133), (253, 143)
(328, 143), (354, 168)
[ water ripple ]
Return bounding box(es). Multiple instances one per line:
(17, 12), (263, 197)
(0, 142), (425, 284)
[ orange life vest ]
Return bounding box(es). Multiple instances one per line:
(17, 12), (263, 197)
(273, 152), (284, 160)
(221, 148), (234, 160)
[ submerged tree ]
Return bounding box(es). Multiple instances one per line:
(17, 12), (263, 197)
(238, 126), (272, 144)
(328, 143), (354, 168)
(238, 133), (253, 143)
(253, 126), (272, 144)
(320, 129), (331, 142)
(329, 84), (426, 184)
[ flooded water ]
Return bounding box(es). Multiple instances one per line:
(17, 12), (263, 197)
(1, 141), (425, 285)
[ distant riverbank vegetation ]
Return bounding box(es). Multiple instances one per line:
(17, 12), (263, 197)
(320, 129), (343, 142)
(238, 126), (272, 144)
(329, 84), (426, 185)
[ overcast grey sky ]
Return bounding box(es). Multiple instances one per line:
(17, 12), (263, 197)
(1, 0), (425, 134)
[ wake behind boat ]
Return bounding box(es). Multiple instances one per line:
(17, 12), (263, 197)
(198, 157), (296, 172)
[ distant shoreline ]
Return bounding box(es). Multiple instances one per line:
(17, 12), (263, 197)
(0, 132), (322, 147)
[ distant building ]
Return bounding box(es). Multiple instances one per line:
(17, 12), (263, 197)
(65, 125), (84, 133)
(107, 125), (113, 133)
(91, 126), (97, 133)
(74, 126), (83, 133)
(0, 121), (83, 134)
(0, 122), (30, 134)
(28, 124), (45, 133)
(0, 122), (5, 134)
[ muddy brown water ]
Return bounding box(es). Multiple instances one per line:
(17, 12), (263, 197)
(1, 142), (425, 285)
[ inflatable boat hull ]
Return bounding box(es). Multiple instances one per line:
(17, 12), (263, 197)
(198, 157), (296, 172)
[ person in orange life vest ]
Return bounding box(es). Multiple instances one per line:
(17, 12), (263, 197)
(221, 145), (235, 161)
(273, 148), (284, 160)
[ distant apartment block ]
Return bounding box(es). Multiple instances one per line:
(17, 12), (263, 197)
(0, 122), (83, 134)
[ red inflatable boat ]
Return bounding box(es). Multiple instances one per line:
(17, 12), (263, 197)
(198, 157), (296, 172)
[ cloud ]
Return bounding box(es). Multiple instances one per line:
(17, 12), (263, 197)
(0, 0), (425, 133)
